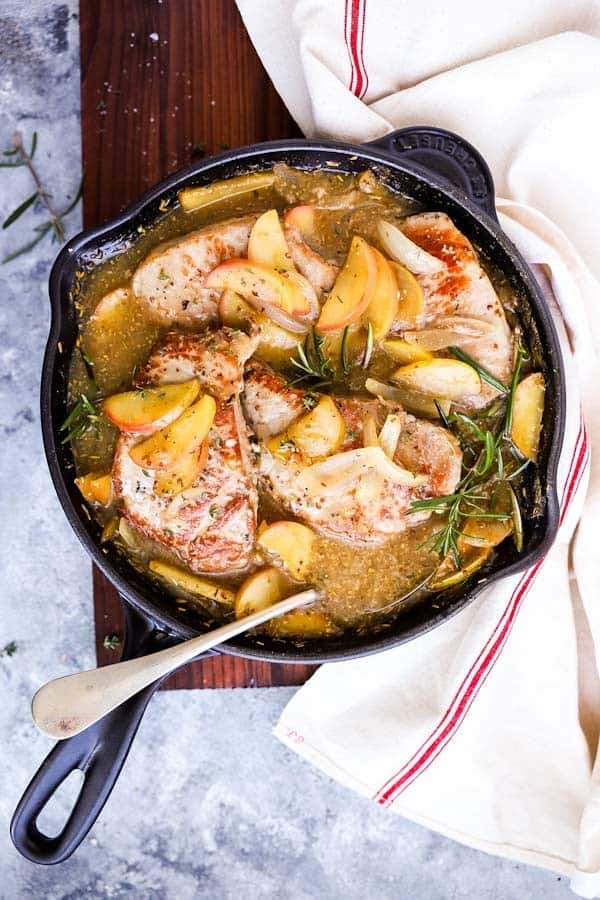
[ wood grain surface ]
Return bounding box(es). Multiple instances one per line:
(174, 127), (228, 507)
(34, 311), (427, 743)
(80, 0), (316, 688)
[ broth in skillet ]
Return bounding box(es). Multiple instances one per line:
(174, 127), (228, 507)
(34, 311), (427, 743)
(66, 165), (545, 639)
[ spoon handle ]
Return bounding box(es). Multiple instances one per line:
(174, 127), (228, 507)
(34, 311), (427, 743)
(32, 589), (319, 739)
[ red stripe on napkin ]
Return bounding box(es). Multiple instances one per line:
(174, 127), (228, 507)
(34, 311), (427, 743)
(344, 0), (369, 99)
(373, 419), (589, 806)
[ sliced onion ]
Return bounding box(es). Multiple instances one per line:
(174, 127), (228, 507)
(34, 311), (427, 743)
(365, 378), (451, 420)
(245, 270), (318, 334)
(295, 446), (426, 496)
(378, 220), (444, 276)
(362, 412), (379, 448)
(404, 316), (494, 351)
(378, 413), (402, 459)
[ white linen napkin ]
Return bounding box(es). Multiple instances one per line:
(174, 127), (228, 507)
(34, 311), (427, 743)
(235, 1), (600, 894)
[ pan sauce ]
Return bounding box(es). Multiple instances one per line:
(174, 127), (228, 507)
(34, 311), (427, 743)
(68, 164), (529, 638)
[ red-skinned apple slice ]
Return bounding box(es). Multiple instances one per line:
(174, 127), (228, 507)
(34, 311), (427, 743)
(205, 259), (318, 333)
(128, 394), (217, 471)
(366, 249), (399, 340)
(248, 209), (294, 270)
(284, 205), (316, 235)
(103, 380), (200, 434)
(316, 236), (377, 332)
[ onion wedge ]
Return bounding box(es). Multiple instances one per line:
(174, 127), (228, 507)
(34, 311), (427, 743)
(403, 317), (494, 351)
(295, 446), (427, 496)
(378, 413), (402, 459)
(378, 220), (444, 275)
(365, 377), (451, 420)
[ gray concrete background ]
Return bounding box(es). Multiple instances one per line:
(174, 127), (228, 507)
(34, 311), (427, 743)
(0, 2), (573, 897)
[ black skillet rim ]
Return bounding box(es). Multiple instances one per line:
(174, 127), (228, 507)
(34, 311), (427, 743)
(42, 135), (566, 664)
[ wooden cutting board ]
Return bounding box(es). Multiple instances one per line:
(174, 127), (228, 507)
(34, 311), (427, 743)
(80, 0), (317, 688)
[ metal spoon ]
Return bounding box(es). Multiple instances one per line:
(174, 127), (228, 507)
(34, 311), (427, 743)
(32, 589), (319, 740)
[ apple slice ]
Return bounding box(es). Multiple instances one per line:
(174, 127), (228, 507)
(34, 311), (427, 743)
(248, 209), (294, 271)
(218, 289), (300, 367)
(235, 566), (290, 619)
(258, 521), (316, 580)
(268, 396), (345, 462)
(316, 236), (377, 332)
(365, 249), (399, 340)
(154, 440), (209, 496)
(103, 380), (200, 434)
(383, 337), (432, 364)
(205, 259), (317, 333)
(149, 560), (236, 605)
(178, 172), (275, 213)
(284, 205), (316, 235)
(510, 372), (545, 462)
(391, 359), (481, 401)
(269, 608), (338, 639)
(218, 289), (253, 329)
(128, 394), (216, 471)
(429, 545), (492, 591)
(389, 261), (425, 328)
(75, 472), (112, 506)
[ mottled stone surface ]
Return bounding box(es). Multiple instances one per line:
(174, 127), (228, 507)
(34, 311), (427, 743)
(0, 2), (574, 897)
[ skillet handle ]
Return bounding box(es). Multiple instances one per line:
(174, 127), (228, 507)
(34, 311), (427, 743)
(368, 126), (498, 221)
(10, 604), (188, 864)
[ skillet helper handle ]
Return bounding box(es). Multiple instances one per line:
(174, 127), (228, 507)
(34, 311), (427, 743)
(10, 604), (182, 865)
(368, 126), (498, 221)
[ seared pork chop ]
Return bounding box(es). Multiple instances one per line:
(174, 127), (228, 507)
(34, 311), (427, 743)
(396, 212), (513, 408)
(283, 210), (339, 296)
(243, 363), (462, 545)
(132, 216), (257, 326)
(136, 327), (259, 401)
(113, 330), (258, 573)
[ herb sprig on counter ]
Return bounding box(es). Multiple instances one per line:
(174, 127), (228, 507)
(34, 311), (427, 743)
(1, 131), (83, 264)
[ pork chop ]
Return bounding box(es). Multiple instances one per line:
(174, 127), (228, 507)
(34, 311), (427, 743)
(113, 330), (258, 573)
(243, 362), (462, 546)
(136, 327), (259, 401)
(132, 216), (257, 326)
(283, 209), (339, 296)
(396, 212), (513, 408)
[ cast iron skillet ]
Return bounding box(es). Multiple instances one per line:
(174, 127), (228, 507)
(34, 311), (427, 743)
(11, 127), (565, 864)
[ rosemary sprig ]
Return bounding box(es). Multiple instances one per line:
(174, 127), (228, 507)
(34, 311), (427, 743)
(289, 328), (335, 387)
(60, 394), (102, 444)
(1, 131), (83, 264)
(411, 340), (530, 571)
(289, 323), (375, 387)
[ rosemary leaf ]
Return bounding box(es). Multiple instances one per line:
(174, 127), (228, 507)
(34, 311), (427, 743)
(434, 400), (450, 429)
(2, 191), (39, 229)
(59, 174), (85, 218)
(2, 231), (46, 264)
(340, 326), (351, 375)
(362, 321), (374, 369)
(448, 345), (508, 394)
(30, 131), (38, 159)
(508, 483), (523, 551)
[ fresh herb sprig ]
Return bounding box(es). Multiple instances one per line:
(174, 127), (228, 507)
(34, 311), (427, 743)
(290, 328), (336, 387)
(60, 394), (103, 444)
(1, 131), (83, 264)
(411, 340), (530, 568)
(290, 322), (375, 387)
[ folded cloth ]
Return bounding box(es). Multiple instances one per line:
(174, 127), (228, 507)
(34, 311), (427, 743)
(235, 1), (600, 894)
